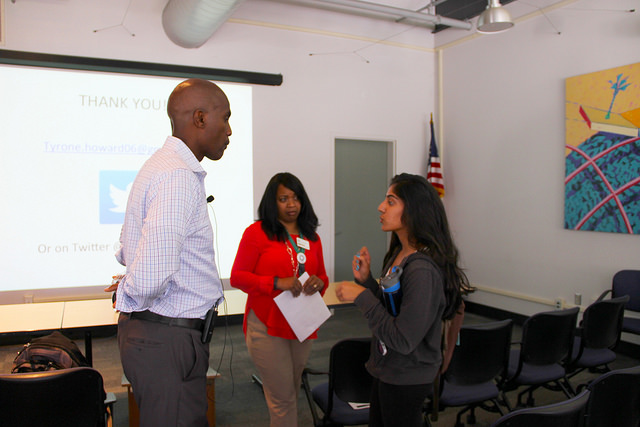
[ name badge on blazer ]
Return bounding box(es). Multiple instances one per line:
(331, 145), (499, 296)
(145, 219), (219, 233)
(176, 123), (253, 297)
(297, 237), (310, 250)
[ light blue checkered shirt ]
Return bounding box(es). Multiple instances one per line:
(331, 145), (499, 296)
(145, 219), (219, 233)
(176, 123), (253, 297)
(114, 136), (224, 319)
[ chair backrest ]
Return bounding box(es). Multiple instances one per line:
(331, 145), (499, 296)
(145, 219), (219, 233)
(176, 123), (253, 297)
(580, 295), (629, 349)
(444, 319), (513, 386)
(612, 270), (640, 312)
(584, 365), (640, 427)
(0, 366), (107, 426)
(329, 337), (372, 404)
(491, 389), (590, 427)
(521, 307), (579, 366)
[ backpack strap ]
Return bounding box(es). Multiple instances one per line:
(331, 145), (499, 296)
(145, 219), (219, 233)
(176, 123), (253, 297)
(430, 300), (465, 422)
(441, 300), (465, 374)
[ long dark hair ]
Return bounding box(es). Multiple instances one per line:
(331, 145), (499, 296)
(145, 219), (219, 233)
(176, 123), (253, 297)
(258, 172), (319, 242)
(382, 173), (473, 320)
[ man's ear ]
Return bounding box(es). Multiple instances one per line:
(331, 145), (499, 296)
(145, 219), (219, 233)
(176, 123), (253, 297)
(193, 109), (206, 128)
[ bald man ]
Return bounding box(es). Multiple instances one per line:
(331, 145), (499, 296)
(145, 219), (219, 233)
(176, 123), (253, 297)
(113, 79), (231, 427)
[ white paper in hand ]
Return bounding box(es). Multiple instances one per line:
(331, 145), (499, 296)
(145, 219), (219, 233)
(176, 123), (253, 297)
(274, 272), (332, 342)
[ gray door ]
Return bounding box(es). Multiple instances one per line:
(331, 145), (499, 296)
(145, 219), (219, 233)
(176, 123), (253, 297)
(334, 139), (392, 281)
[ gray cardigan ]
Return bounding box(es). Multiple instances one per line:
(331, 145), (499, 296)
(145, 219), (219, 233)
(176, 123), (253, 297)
(354, 251), (445, 385)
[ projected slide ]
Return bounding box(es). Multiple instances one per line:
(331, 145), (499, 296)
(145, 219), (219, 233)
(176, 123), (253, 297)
(0, 65), (253, 293)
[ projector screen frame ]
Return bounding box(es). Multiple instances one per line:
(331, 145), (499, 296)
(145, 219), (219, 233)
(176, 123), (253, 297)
(0, 50), (278, 306)
(0, 49), (283, 86)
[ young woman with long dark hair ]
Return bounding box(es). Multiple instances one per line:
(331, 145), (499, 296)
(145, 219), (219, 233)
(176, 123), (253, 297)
(336, 173), (472, 427)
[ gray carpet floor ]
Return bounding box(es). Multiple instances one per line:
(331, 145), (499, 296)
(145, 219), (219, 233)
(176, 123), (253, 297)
(1, 304), (638, 427)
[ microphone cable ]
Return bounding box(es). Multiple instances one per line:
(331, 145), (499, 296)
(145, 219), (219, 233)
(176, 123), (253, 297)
(207, 196), (236, 400)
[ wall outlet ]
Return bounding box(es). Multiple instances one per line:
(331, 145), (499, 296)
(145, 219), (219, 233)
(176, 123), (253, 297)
(574, 293), (582, 306)
(554, 298), (564, 309)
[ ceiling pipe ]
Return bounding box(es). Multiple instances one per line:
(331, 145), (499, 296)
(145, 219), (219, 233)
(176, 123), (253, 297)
(309, 0), (473, 30)
(162, 0), (246, 48)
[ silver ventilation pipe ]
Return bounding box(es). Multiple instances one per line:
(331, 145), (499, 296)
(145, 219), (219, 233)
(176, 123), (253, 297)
(162, 0), (245, 49)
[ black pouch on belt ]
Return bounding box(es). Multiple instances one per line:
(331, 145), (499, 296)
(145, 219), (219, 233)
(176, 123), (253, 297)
(201, 306), (218, 344)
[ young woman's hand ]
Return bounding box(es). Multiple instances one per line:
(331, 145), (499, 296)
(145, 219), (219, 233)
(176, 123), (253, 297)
(335, 281), (366, 303)
(352, 246), (371, 283)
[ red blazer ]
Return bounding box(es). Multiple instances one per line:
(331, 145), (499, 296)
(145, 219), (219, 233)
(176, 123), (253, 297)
(230, 221), (329, 340)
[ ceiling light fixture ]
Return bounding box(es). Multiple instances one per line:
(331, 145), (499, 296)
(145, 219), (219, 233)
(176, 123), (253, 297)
(477, 0), (514, 34)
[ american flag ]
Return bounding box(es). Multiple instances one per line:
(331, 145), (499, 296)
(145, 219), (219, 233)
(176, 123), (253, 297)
(427, 116), (445, 197)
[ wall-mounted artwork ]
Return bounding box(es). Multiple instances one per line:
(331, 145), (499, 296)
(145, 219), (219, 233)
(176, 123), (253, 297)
(565, 63), (640, 234)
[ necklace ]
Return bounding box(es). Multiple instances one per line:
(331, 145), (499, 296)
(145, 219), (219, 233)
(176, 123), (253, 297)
(285, 244), (298, 277)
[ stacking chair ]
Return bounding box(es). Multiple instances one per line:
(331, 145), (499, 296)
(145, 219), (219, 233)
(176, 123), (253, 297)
(584, 365), (640, 427)
(302, 337), (372, 426)
(0, 366), (114, 426)
(597, 270), (640, 336)
(567, 295), (629, 386)
(490, 389), (590, 427)
(501, 307), (579, 409)
(432, 319), (512, 427)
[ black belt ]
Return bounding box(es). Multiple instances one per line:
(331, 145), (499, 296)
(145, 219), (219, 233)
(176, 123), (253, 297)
(128, 310), (204, 331)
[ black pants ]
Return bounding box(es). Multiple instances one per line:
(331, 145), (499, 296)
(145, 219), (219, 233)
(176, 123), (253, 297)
(369, 377), (432, 427)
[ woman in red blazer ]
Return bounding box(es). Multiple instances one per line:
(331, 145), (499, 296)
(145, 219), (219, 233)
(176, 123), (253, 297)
(231, 172), (328, 427)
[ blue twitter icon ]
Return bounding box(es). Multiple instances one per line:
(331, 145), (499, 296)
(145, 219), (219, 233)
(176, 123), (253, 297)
(100, 171), (137, 224)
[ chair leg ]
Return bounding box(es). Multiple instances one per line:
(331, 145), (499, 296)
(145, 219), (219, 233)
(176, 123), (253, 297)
(500, 391), (513, 412)
(516, 388), (527, 407)
(300, 372), (322, 427)
(490, 398), (506, 416)
(423, 410), (433, 427)
(558, 378), (575, 398)
(517, 386), (537, 407)
(455, 405), (470, 427)
(526, 389), (535, 407)
(466, 407), (477, 425)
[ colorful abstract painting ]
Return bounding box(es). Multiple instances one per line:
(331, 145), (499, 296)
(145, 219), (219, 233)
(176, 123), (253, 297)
(565, 63), (640, 234)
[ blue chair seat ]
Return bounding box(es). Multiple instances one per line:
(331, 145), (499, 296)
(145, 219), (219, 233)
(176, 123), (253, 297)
(311, 382), (370, 425)
(440, 381), (499, 407)
(570, 337), (615, 368)
(508, 349), (566, 384)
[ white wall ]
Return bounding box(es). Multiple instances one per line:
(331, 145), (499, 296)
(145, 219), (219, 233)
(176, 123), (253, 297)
(439, 0), (640, 316)
(2, 0), (437, 283)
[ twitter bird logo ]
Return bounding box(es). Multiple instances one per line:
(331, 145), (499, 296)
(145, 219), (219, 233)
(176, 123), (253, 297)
(100, 171), (137, 224)
(109, 182), (133, 213)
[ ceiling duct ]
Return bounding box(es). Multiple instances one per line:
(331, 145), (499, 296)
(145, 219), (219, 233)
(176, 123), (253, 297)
(162, 0), (245, 48)
(309, 0), (472, 30)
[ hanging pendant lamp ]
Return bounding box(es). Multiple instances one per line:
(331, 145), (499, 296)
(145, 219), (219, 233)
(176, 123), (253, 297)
(477, 0), (514, 33)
